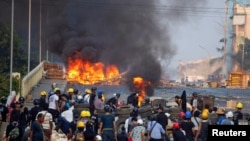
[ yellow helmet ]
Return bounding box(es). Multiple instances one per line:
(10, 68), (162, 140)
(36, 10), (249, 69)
(85, 89), (91, 94)
(77, 121), (85, 128)
(68, 88), (74, 93)
(54, 87), (60, 92)
(236, 102), (243, 109)
(201, 111), (208, 120)
(40, 91), (47, 96)
(86, 111), (91, 117)
(80, 110), (87, 117)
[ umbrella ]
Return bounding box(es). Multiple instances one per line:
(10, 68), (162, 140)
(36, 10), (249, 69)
(181, 90), (187, 112)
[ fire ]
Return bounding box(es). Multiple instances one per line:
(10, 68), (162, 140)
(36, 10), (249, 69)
(133, 77), (150, 107)
(67, 58), (120, 85)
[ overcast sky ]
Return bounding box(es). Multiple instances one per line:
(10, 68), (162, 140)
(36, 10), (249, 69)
(168, 0), (226, 71)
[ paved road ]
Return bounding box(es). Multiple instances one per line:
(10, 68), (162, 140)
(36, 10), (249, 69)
(24, 78), (67, 109)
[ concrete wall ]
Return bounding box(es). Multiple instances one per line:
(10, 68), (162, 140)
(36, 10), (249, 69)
(21, 61), (47, 97)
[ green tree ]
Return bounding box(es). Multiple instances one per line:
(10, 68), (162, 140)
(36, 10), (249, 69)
(0, 22), (27, 97)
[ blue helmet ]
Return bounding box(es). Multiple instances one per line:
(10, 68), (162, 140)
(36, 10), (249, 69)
(185, 111), (192, 118)
(97, 90), (103, 96)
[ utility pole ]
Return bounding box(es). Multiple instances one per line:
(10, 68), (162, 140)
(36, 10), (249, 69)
(39, 0), (42, 63)
(28, 0), (31, 73)
(10, 0), (14, 95)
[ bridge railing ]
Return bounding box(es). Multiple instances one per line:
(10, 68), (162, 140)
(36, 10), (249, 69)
(21, 61), (48, 98)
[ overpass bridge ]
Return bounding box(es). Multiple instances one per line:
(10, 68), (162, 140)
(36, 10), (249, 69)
(21, 61), (67, 109)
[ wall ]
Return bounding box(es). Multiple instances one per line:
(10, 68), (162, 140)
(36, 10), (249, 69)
(21, 61), (47, 98)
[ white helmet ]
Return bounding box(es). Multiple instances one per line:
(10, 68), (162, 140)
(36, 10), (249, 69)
(226, 111), (233, 118)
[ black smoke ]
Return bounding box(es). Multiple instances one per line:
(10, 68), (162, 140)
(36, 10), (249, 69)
(0, 0), (207, 95)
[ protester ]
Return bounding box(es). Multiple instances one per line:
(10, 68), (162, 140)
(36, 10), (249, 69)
(29, 113), (46, 141)
(221, 111), (234, 125)
(98, 105), (117, 141)
(5, 116), (23, 141)
(195, 111), (210, 141)
(147, 116), (165, 141)
(180, 111), (195, 141)
(36, 103), (53, 141)
(233, 102), (243, 125)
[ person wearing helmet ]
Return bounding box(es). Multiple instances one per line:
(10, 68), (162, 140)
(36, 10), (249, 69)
(233, 102), (243, 125)
(172, 122), (186, 141)
(106, 93), (121, 112)
(18, 96), (25, 107)
(29, 99), (42, 124)
(156, 106), (170, 141)
(94, 91), (105, 111)
(98, 105), (117, 141)
(67, 88), (74, 100)
(39, 91), (47, 110)
(221, 111), (234, 125)
(216, 107), (226, 125)
(180, 111), (195, 141)
(73, 121), (85, 141)
(82, 89), (92, 104)
(195, 111), (209, 141)
(48, 88), (61, 122)
(84, 115), (98, 141)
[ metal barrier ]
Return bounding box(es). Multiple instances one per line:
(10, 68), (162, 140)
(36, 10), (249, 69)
(21, 61), (48, 97)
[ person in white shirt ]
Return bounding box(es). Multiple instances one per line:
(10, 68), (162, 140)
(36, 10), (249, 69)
(36, 103), (53, 141)
(48, 88), (60, 122)
(61, 103), (74, 123)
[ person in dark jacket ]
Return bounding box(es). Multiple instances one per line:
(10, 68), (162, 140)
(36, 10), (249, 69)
(39, 91), (48, 110)
(156, 106), (170, 141)
(172, 122), (187, 141)
(5, 116), (23, 141)
(117, 126), (128, 141)
(89, 87), (97, 115)
(106, 93), (120, 111)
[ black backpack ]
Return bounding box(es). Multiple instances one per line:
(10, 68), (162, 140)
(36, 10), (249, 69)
(84, 121), (96, 140)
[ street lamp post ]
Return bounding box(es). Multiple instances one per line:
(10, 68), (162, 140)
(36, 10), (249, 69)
(28, 0), (31, 73)
(10, 0), (14, 95)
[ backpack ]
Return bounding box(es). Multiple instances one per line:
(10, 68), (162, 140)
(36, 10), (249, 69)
(9, 126), (19, 139)
(84, 121), (96, 140)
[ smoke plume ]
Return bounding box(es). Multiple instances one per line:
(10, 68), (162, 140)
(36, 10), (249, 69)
(0, 0), (207, 95)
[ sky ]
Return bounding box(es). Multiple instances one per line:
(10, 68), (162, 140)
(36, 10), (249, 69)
(168, 0), (226, 71)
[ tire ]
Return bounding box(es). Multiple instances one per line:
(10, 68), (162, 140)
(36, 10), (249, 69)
(116, 105), (133, 115)
(138, 105), (151, 113)
(151, 99), (167, 107)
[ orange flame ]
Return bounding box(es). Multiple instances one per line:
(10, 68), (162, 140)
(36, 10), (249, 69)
(67, 58), (120, 85)
(133, 77), (148, 107)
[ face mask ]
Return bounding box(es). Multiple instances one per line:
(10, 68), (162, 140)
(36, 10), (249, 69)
(78, 127), (84, 131)
(39, 118), (45, 123)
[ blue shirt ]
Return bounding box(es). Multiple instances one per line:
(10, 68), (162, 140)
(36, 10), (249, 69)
(100, 114), (115, 129)
(147, 121), (165, 139)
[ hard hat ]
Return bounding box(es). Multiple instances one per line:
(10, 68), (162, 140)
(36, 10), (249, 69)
(85, 89), (91, 94)
(173, 122), (180, 129)
(179, 112), (185, 118)
(54, 87), (60, 92)
(185, 111), (192, 118)
(201, 111), (208, 120)
(40, 91), (47, 96)
(86, 111), (91, 117)
(0, 96), (7, 104)
(97, 90), (103, 96)
(80, 110), (87, 117)
(68, 88), (74, 93)
(226, 111), (234, 118)
(33, 99), (40, 105)
(19, 96), (25, 103)
(236, 102), (243, 109)
(77, 121), (85, 128)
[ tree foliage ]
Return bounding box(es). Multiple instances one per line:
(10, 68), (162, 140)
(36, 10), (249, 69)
(0, 22), (27, 97)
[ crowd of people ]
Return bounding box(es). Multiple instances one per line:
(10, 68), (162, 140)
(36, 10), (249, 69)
(0, 83), (248, 141)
